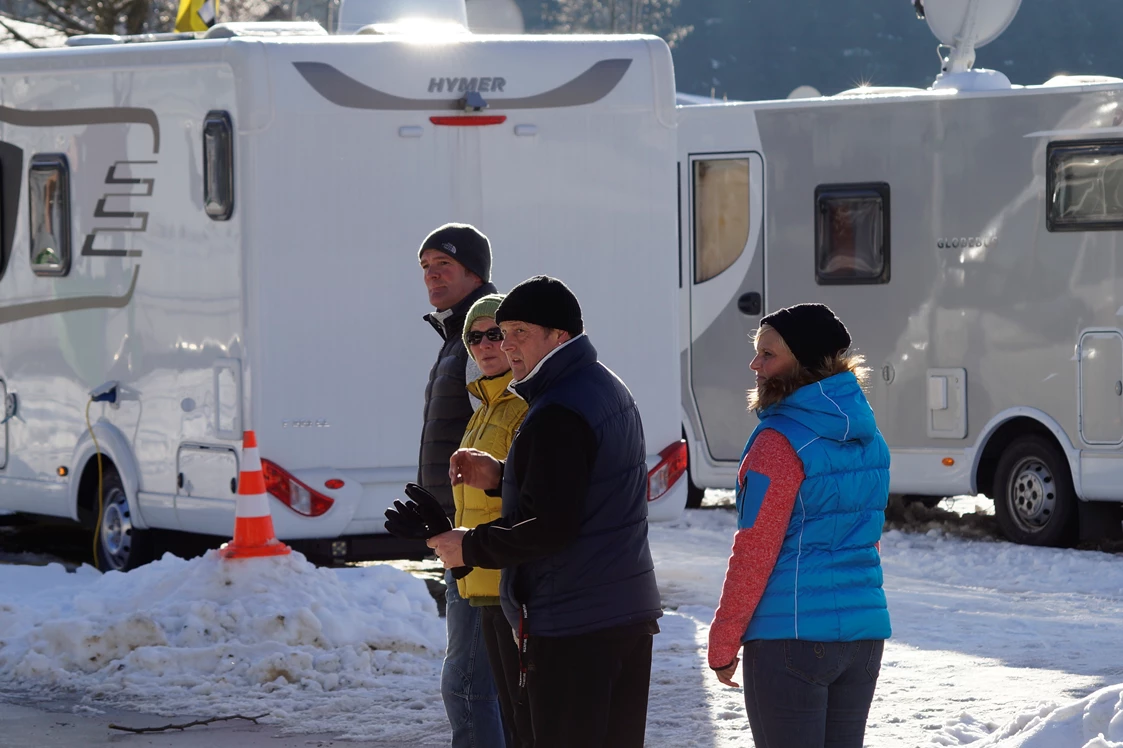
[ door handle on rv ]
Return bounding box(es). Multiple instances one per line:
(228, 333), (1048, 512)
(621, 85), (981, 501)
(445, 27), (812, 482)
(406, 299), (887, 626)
(0, 393), (17, 425)
(738, 292), (762, 316)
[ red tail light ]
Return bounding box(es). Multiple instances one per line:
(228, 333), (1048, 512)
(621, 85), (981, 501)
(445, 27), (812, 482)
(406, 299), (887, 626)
(647, 440), (688, 502)
(261, 459), (335, 517)
(429, 115), (507, 126)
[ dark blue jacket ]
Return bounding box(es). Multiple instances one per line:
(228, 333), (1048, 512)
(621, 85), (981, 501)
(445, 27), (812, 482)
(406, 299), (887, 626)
(497, 335), (662, 636)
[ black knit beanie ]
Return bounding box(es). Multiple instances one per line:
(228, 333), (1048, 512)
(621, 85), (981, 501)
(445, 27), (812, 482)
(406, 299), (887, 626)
(418, 223), (492, 283)
(760, 303), (851, 370)
(495, 276), (584, 337)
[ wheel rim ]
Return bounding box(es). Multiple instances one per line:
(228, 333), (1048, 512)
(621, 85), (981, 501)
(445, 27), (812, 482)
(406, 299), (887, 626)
(99, 486), (133, 570)
(1004, 456), (1057, 534)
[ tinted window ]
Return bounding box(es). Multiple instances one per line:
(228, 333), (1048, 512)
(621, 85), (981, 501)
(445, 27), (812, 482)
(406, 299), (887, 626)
(29, 154), (71, 277)
(815, 183), (890, 285)
(693, 158), (749, 284)
(203, 111), (234, 220)
(1047, 140), (1123, 231)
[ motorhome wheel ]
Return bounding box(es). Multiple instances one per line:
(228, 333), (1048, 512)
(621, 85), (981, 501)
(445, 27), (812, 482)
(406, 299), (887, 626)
(95, 468), (154, 571)
(993, 436), (1077, 547)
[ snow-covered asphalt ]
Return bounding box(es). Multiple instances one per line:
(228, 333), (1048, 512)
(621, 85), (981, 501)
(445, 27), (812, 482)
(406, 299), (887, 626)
(1, 495), (1122, 747)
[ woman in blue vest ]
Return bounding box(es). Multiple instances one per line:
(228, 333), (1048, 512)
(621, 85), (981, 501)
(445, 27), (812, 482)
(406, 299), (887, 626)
(707, 302), (891, 748)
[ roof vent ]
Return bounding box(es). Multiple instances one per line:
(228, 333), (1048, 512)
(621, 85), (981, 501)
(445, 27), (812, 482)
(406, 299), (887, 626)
(202, 21), (328, 38)
(835, 85), (924, 98)
(66, 31), (195, 46)
(353, 19), (469, 36)
(1042, 74), (1123, 88)
(65, 34), (123, 46)
(337, 0), (468, 34)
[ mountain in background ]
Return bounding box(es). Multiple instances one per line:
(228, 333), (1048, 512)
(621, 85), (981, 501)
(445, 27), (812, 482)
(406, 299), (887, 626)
(516, 0), (1123, 101)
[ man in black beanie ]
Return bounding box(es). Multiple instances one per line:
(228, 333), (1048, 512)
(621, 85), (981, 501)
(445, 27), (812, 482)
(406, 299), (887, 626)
(428, 275), (662, 748)
(416, 222), (503, 748)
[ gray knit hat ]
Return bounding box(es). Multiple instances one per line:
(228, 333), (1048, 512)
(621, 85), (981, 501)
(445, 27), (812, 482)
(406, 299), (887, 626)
(462, 294), (505, 350)
(419, 223), (492, 283)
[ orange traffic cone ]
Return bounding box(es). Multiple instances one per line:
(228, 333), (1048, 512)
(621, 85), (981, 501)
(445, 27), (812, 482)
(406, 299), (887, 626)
(219, 430), (291, 560)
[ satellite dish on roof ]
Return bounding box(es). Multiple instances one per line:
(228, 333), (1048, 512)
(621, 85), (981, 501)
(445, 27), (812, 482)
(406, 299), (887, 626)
(915, 0), (1020, 89)
(920, 0), (1021, 51)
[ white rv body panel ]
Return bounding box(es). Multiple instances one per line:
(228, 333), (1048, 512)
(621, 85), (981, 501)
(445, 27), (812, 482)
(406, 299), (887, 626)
(0, 31), (686, 559)
(677, 81), (1123, 541)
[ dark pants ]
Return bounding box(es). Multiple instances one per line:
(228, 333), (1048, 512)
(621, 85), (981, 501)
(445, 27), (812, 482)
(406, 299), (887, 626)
(743, 639), (884, 748)
(524, 627), (654, 748)
(480, 605), (533, 748)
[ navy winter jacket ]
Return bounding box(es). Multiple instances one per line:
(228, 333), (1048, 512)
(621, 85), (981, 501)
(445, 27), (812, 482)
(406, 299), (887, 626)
(496, 335), (663, 637)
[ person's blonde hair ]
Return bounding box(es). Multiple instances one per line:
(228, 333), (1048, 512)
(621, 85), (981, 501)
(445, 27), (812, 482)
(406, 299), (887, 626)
(747, 324), (869, 411)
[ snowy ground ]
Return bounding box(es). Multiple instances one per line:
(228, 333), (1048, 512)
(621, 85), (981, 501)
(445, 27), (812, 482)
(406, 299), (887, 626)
(2, 494), (1123, 747)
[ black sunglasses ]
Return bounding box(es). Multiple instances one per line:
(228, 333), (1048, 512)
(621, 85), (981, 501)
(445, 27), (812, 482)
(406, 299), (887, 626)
(467, 327), (504, 346)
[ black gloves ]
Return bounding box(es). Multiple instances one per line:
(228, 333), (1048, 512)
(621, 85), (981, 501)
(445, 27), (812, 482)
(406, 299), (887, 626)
(385, 483), (451, 539)
(384, 483), (472, 580)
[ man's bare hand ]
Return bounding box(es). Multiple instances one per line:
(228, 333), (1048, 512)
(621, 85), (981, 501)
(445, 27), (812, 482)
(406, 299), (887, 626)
(714, 657), (740, 688)
(427, 528), (467, 568)
(449, 448), (502, 490)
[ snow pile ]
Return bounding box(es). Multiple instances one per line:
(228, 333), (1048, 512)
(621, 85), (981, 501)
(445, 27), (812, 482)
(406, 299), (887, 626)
(937, 684), (1123, 747)
(0, 550), (448, 741)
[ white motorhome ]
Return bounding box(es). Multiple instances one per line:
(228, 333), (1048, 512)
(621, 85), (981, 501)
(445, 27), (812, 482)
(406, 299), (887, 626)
(0, 19), (688, 569)
(677, 0), (1123, 546)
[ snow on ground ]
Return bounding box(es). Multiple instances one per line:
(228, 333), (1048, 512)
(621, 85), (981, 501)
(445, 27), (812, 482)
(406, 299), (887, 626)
(0, 550), (450, 744)
(1, 495), (1123, 746)
(648, 492), (1123, 747)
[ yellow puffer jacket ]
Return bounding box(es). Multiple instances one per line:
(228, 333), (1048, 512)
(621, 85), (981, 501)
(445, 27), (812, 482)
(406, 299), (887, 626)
(454, 371), (527, 603)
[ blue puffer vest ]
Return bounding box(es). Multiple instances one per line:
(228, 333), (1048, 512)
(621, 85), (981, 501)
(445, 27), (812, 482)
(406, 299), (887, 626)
(742, 372), (892, 642)
(499, 335), (662, 637)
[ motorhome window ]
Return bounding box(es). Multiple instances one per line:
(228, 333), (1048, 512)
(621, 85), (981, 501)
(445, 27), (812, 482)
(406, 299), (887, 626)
(203, 111), (233, 220)
(1047, 141), (1123, 231)
(28, 154), (71, 277)
(815, 184), (890, 285)
(693, 158), (749, 284)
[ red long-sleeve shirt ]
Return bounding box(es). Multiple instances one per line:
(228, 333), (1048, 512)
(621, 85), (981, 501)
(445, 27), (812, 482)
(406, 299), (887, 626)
(708, 428), (804, 670)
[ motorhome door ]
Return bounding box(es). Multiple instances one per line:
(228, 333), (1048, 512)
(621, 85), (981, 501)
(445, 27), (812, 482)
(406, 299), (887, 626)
(686, 152), (765, 462)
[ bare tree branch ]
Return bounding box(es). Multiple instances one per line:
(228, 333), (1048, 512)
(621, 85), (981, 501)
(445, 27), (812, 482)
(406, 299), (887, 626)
(108, 714), (270, 734)
(26, 0), (97, 34)
(0, 15), (46, 47)
(0, 10), (73, 34)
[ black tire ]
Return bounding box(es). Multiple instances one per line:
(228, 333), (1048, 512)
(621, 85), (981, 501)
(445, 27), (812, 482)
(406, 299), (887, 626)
(682, 432), (704, 508)
(685, 476), (704, 509)
(94, 466), (154, 571)
(993, 435), (1078, 547)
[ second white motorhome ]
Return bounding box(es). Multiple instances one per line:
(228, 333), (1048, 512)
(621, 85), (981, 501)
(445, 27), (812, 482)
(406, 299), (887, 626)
(0, 23), (688, 569)
(677, 0), (1123, 546)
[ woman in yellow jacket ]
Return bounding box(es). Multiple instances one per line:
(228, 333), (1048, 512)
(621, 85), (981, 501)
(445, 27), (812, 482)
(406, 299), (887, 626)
(448, 293), (530, 748)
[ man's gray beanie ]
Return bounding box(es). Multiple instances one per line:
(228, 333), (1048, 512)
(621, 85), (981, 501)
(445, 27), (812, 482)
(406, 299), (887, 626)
(419, 223), (492, 283)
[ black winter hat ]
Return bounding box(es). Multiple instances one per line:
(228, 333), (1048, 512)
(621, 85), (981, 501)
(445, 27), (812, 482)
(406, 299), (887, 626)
(760, 303), (851, 370)
(495, 275), (584, 337)
(419, 223), (492, 282)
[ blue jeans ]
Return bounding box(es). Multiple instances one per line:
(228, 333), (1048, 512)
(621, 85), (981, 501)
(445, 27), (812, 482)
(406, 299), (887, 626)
(743, 639), (884, 748)
(442, 570), (505, 748)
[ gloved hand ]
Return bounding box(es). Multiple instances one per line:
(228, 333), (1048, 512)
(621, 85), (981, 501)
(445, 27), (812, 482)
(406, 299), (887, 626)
(384, 483), (473, 580)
